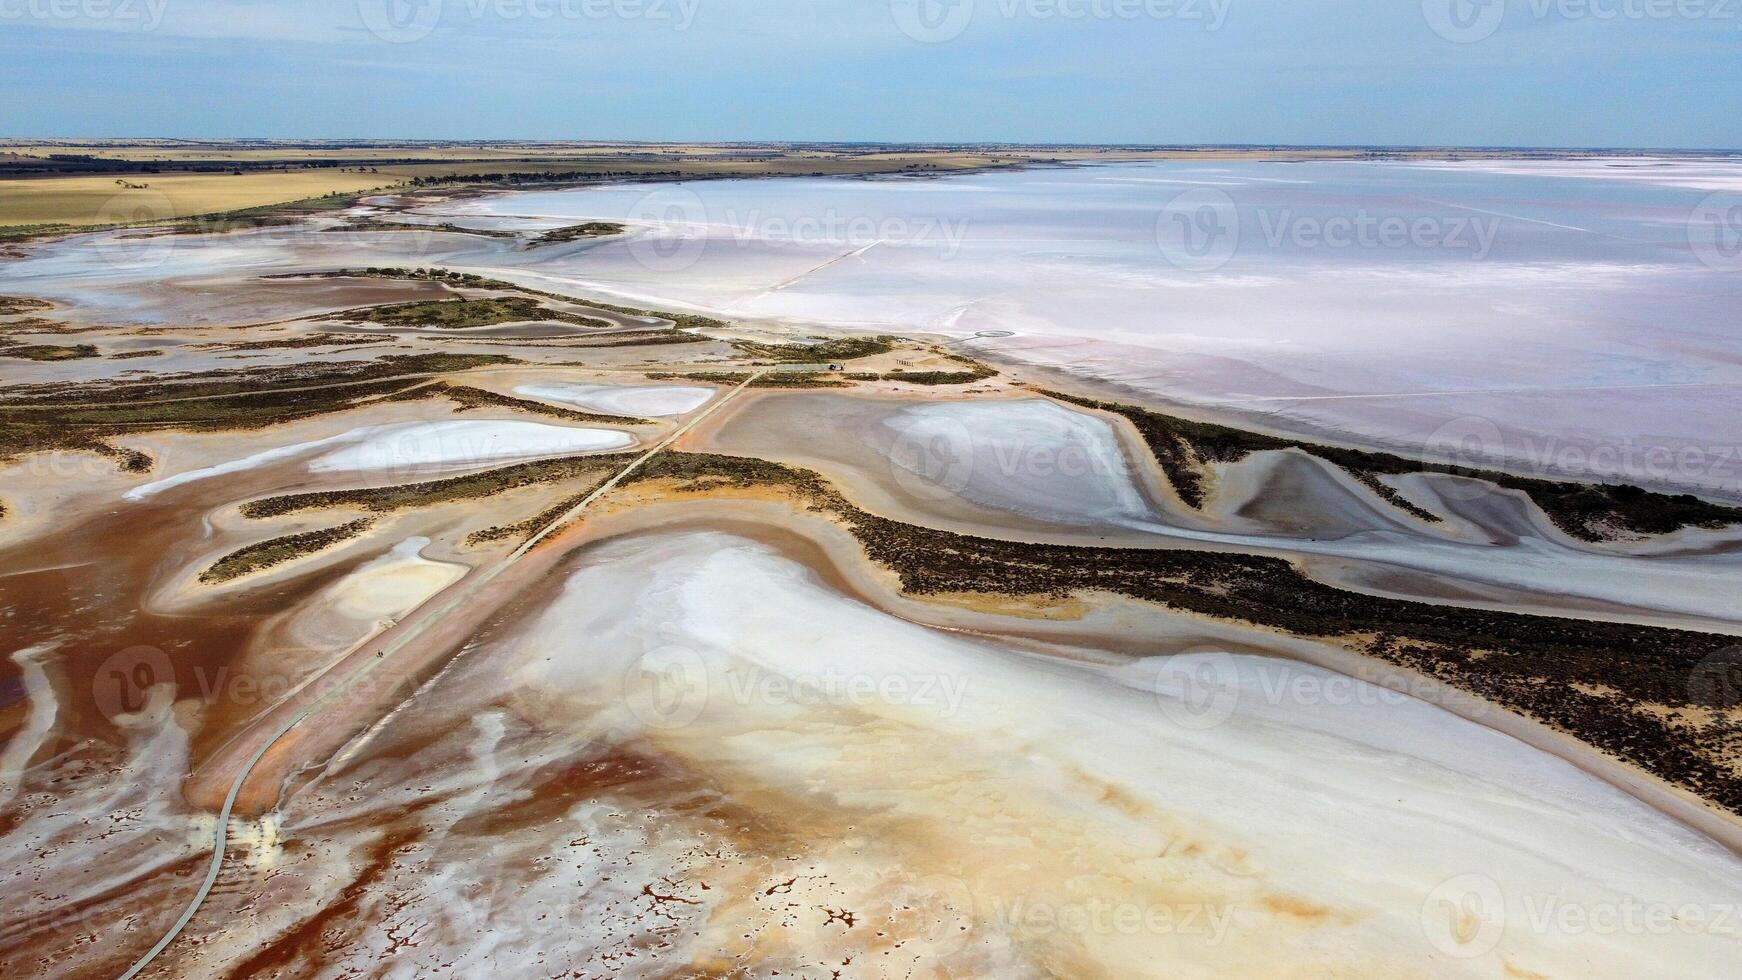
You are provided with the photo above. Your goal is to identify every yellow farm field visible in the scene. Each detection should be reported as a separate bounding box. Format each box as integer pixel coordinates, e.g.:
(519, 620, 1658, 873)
(0, 169, 420, 227)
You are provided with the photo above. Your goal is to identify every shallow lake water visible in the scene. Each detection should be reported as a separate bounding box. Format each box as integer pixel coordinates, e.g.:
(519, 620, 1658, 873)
(8, 159, 1740, 496)
(435, 158, 1742, 496)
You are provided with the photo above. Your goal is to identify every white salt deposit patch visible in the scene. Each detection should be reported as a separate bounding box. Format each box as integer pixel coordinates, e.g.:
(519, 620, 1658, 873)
(218, 709, 730, 980)
(501, 529, 1742, 977)
(882, 399, 1151, 527)
(1399, 156, 1742, 192)
(126, 421, 633, 500)
(274, 538, 468, 682)
(0, 681, 200, 934)
(308, 420, 631, 474)
(0, 645, 59, 812)
(331, 537, 465, 622)
(514, 382, 713, 418)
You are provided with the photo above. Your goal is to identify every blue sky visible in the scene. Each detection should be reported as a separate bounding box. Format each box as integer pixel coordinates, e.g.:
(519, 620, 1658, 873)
(1, 0, 1738, 146)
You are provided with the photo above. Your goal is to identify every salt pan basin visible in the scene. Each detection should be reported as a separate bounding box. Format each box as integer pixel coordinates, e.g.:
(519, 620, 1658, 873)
(882, 398, 1152, 526)
(284, 537, 467, 651)
(125, 420, 633, 500)
(867, 399, 1742, 623)
(514, 382, 713, 418)
(434, 159, 1742, 495)
(329, 537, 465, 622)
(502, 530, 1742, 977)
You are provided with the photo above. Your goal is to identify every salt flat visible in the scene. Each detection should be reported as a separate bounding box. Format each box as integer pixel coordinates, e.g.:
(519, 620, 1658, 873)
(433, 159, 1742, 496)
(6, 154, 1742, 979)
(709, 392, 1742, 625)
(514, 381, 714, 418)
(125, 420, 633, 500)
(15, 159, 1741, 500)
(467, 528, 1741, 976)
(882, 399, 1152, 527)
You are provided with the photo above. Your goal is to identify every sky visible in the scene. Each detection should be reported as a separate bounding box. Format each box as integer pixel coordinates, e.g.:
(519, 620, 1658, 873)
(1, 0, 1738, 147)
